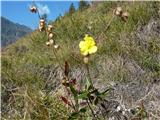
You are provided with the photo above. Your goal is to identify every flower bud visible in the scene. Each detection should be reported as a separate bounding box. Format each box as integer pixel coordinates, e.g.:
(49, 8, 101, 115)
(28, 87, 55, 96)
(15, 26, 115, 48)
(48, 33, 54, 39)
(83, 56, 89, 64)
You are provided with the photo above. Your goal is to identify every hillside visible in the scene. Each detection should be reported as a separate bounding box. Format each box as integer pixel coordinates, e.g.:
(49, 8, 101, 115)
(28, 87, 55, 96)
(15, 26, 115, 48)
(1, 17, 32, 47)
(1, 1, 160, 120)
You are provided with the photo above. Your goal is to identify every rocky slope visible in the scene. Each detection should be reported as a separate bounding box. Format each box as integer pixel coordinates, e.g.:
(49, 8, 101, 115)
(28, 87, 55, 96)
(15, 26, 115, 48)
(1, 17, 32, 47)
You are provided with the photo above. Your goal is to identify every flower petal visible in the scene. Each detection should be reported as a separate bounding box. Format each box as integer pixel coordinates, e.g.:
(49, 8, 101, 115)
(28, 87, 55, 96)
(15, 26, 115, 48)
(84, 34, 89, 41)
(81, 50, 89, 56)
(79, 41, 85, 48)
(89, 46, 97, 54)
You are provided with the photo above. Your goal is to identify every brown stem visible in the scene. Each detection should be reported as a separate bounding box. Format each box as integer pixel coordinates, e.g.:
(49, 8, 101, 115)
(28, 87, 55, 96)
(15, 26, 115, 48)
(33, 1, 41, 19)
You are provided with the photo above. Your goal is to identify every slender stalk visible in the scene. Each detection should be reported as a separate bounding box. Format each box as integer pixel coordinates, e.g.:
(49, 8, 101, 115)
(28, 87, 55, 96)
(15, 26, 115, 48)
(69, 85, 79, 112)
(33, 1, 41, 19)
(52, 47, 64, 71)
(96, 14, 115, 40)
(86, 99, 96, 118)
(85, 63, 94, 89)
(70, 98, 77, 111)
(104, 14, 115, 33)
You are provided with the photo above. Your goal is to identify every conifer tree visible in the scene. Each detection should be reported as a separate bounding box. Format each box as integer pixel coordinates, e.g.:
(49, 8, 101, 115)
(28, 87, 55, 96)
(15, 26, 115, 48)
(69, 3, 76, 15)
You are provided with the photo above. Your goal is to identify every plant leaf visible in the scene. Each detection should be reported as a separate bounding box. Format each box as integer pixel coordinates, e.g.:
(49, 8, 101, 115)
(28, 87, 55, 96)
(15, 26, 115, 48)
(69, 85, 78, 98)
(60, 96, 72, 107)
(80, 107, 87, 113)
(68, 112, 79, 120)
(78, 91, 88, 100)
(86, 78, 92, 91)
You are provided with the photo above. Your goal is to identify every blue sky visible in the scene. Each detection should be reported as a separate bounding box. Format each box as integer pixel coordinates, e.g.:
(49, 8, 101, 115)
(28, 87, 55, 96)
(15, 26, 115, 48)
(1, 1, 79, 30)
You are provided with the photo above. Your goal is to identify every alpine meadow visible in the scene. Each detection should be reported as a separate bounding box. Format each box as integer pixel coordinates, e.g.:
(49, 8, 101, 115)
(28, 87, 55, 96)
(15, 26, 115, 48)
(1, 1, 160, 120)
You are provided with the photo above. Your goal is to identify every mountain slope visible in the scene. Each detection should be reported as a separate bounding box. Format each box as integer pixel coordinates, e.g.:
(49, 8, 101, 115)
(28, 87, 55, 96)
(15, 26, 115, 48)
(1, 2, 160, 120)
(1, 17, 32, 47)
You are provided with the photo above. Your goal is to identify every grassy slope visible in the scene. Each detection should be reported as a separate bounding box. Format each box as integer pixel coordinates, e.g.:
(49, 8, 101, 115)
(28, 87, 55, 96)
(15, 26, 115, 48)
(2, 2, 160, 119)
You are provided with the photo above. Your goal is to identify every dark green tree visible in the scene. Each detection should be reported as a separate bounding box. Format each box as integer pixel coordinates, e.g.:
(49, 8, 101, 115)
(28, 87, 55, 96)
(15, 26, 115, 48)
(69, 3, 76, 15)
(78, 0, 90, 11)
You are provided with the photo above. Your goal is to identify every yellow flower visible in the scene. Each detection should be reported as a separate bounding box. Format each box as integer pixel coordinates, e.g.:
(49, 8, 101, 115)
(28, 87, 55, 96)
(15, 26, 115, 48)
(79, 34, 97, 56)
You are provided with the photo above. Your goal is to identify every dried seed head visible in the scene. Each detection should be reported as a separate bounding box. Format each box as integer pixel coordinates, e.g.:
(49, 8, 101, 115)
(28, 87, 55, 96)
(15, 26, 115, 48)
(40, 19, 45, 27)
(46, 41, 50, 46)
(39, 25, 45, 32)
(83, 56, 89, 64)
(47, 25, 53, 32)
(54, 44, 59, 49)
(114, 7, 122, 16)
(30, 6, 37, 13)
(121, 12, 129, 22)
(49, 39, 54, 45)
(48, 33, 54, 39)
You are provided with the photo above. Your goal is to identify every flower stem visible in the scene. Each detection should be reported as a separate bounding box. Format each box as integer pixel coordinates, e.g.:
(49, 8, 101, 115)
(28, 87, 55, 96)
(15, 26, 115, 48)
(52, 47, 64, 71)
(85, 63, 94, 89)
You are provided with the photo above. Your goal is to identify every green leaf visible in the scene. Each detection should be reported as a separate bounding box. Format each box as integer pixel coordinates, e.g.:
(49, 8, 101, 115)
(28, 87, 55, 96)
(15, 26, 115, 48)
(80, 107, 87, 113)
(69, 85, 78, 97)
(68, 112, 79, 120)
(78, 91, 88, 100)
(99, 88, 113, 98)
(100, 88, 113, 95)
(86, 78, 92, 91)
